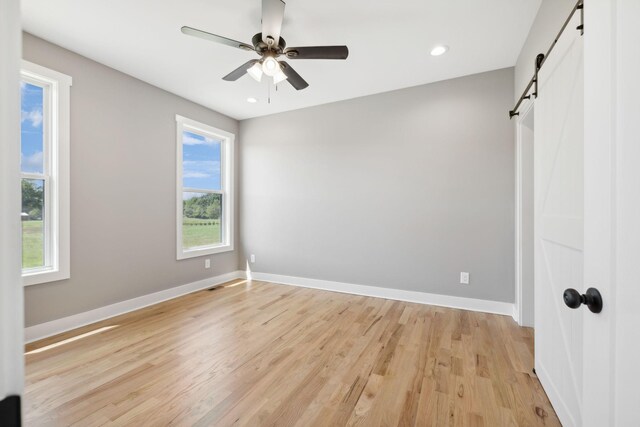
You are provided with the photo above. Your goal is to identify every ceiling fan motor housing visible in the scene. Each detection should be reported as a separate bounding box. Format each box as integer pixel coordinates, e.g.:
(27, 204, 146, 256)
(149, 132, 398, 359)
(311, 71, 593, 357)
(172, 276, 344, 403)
(252, 32, 286, 55)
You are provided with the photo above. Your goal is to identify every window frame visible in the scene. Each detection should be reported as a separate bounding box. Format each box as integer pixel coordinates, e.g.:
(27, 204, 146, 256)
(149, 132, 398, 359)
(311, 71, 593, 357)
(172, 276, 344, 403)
(20, 60, 72, 286)
(176, 115, 234, 260)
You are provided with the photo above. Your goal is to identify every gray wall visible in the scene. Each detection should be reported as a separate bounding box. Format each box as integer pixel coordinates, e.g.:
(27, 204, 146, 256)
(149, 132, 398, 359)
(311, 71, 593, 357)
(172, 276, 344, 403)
(240, 68, 516, 303)
(514, 0, 577, 101)
(23, 33, 240, 327)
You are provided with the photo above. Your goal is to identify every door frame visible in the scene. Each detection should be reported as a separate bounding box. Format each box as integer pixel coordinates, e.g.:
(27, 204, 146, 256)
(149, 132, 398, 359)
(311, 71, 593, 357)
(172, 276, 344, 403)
(582, 0, 640, 424)
(514, 98, 535, 327)
(0, 0, 25, 420)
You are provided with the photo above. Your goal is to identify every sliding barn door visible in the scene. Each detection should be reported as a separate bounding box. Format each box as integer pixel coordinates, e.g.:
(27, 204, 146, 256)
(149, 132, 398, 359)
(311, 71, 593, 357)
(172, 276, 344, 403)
(533, 14, 584, 427)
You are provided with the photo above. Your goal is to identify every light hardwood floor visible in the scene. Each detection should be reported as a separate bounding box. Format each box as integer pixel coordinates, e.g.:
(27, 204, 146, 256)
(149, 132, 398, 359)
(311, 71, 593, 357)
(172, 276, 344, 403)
(25, 280, 559, 426)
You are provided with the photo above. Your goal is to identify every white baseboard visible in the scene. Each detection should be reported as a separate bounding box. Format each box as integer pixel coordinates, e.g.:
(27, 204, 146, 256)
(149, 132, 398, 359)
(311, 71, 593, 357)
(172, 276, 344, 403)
(26, 270, 517, 344)
(250, 272, 515, 317)
(25, 270, 245, 343)
(511, 305, 520, 324)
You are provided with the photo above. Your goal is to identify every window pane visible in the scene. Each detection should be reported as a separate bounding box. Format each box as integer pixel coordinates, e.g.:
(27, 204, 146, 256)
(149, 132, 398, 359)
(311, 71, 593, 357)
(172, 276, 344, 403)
(182, 192, 222, 249)
(22, 178, 45, 269)
(21, 82, 44, 174)
(182, 131, 222, 191)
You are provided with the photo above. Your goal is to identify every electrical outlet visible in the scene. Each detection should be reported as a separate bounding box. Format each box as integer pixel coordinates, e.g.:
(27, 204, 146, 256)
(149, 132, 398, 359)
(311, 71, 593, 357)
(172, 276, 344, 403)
(250, 254, 256, 263)
(460, 272, 470, 285)
(205, 259, 211, 269)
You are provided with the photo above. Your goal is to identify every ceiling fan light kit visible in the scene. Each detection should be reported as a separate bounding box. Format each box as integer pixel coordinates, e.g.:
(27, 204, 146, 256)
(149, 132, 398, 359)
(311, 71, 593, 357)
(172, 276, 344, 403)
(247, 62, 263, 82)
(273, 69, 288, 84)
(181, 0, 349, 91)
(261, 55, 280, 77)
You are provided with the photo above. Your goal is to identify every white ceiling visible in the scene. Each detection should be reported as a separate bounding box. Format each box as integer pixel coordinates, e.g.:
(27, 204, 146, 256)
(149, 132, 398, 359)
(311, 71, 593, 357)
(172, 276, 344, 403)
(22, 0, 541, 120)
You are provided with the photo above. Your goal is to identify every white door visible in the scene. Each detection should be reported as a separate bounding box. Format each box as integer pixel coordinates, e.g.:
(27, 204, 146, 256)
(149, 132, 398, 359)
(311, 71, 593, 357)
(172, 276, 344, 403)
(533, 2, 640, 422)
(534, 12, 585, 427)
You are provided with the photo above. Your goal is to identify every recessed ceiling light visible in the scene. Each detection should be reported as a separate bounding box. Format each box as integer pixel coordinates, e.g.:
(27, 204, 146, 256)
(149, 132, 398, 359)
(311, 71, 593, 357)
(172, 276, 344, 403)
(247, 97, 258, 103)
(430, 45, 449, 56)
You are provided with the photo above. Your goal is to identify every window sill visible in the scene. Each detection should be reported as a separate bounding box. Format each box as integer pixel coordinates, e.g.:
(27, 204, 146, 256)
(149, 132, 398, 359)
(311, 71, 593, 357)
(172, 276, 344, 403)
(23, 268, 70, 287)
(177, 243, 234, 260)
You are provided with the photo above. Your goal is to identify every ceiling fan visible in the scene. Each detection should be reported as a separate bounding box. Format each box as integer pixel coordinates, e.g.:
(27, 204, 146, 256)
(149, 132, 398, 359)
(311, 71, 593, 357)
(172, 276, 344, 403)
(181, 0, 349, 90)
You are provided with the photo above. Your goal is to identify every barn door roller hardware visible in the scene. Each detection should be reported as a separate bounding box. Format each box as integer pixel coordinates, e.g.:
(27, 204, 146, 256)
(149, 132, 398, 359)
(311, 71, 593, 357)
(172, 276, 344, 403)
(509, 0, 584, 118)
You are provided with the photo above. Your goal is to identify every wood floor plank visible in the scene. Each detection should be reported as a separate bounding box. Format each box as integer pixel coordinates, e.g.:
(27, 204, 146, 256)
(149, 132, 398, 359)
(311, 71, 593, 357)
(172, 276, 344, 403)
(24, 280, 561, 426)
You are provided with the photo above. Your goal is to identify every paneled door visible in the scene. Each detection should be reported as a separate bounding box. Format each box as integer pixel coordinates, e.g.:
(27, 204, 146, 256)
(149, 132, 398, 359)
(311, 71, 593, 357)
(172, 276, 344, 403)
(534, 12, 584, 427)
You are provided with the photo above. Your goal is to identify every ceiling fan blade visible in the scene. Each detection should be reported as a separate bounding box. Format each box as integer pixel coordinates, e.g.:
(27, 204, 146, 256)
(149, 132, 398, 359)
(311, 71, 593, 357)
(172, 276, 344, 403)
(279, 61, 309, 90)
(262, 0, 285, 46)
(284, 46, 349, 60)
(222, 60, 259, 81)
(181, 26, 254, 51)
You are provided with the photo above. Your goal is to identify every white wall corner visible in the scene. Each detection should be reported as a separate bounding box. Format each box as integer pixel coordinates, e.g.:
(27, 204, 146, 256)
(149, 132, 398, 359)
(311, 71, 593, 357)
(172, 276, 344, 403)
(512, 304, 520, 324)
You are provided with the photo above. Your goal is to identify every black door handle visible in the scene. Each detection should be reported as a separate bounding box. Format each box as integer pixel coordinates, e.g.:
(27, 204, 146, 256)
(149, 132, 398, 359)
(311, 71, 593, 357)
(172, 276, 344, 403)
(563, 288, 603, 313)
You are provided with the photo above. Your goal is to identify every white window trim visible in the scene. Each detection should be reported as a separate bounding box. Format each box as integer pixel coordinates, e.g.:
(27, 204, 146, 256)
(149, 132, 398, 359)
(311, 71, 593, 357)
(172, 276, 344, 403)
(176, 115, 234, 260)
(21, 60, 72, 286)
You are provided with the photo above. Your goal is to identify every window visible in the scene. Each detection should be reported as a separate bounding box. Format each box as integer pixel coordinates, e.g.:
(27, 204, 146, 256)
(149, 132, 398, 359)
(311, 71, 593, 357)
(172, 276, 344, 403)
(20, 61, 71, 286)
(176, 115, 234, 259)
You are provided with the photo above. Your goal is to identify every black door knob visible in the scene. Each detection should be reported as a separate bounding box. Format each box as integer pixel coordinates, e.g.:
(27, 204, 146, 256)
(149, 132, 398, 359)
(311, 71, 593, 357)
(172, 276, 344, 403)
(563, 288, 603, 313)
